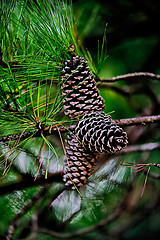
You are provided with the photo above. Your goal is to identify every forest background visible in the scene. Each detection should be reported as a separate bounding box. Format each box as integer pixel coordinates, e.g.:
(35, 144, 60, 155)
(0, 0, 160, 239)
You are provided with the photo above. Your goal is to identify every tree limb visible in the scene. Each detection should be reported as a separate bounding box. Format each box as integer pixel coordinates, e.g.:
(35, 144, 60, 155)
(100, 72, 160, 83)
(0, 115, 160, 143)
(121, 142, 160, 153)
(0, 172, 63, 196)
(114, 115, 160, 126)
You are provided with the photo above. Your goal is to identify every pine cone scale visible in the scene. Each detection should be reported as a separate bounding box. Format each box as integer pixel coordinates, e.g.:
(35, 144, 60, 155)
(75, 111, 128, 154)
(61, 54, 128, 189)
(61, 56, 105, 119)
(63, 131, 98, 189)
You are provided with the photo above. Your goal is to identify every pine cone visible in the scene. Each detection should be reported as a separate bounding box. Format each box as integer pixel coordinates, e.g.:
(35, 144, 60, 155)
(61, 55, 105, 119)
(63, 131, 98, 189)
(75, 111, 128, 154)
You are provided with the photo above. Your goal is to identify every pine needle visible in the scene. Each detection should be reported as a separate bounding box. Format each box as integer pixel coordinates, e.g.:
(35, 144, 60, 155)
(34, 140, 46, 181)
(140, 166, 150, 197)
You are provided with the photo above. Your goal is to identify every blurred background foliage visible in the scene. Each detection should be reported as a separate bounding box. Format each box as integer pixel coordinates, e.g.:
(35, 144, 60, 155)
(0, 0, 160, 239)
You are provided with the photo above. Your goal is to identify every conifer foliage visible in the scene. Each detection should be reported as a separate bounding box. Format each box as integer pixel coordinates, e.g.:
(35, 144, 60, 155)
(0, 0, 128, 190)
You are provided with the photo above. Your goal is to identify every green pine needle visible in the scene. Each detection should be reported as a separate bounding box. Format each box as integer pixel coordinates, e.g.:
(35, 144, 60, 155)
(0, 0, 108, 177)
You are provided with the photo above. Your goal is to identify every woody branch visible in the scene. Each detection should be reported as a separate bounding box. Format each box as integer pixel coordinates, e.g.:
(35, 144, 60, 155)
(100, 72, 160, 83)
(0, 115, 160, 143)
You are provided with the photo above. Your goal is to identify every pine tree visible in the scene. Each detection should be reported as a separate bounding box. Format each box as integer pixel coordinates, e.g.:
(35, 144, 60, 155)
(0, 0, 128, 190)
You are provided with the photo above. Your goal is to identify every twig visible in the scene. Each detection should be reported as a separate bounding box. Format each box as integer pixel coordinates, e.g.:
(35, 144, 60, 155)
(0, 125, 75, 143)
(121, 142, 160, 153)
(143, 168, 160, 180)
(114, 115, 160, 126)
(0, 171, 63, 196)
(1, 115, 160, 143)
(36, 205, 123, 239)
(100, 72, 160, 83)
(35, 179, 160, 240)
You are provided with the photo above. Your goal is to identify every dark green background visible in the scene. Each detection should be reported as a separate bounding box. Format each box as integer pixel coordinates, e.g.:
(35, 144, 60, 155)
(0, 0, 160, 239)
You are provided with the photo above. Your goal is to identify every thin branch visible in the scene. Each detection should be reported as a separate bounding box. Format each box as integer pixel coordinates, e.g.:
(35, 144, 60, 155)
(0, 125, 75, 143)
(94, 142, 160, 176)
(121, 142, 160, 153)
(36, 177, 160, 239)
(100, 72, 160, 83)
(1, 115, 160, 143)
(114, 115, 160, 126)
(0, 171, 63, 196)
(143, 168, 160, 180)
(36, 205, 123, 239)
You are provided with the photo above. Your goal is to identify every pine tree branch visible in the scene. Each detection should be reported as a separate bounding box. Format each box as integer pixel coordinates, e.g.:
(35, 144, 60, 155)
(121, 142, 160, 153)
(0, 125, 75, 142)
(36, 203, 123, 239)
(143, 169, 160, 180)
(100, 72, 160, 83)
(0, 172, 63, 196)
(114, 115, 160, 126)
(0, 115, 160, 143)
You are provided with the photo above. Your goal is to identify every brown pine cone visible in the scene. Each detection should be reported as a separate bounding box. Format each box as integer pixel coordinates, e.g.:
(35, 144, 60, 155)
(61, 55, 105, 119)
(63, 131, 99, 189)
(75, 111, 128, 154)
